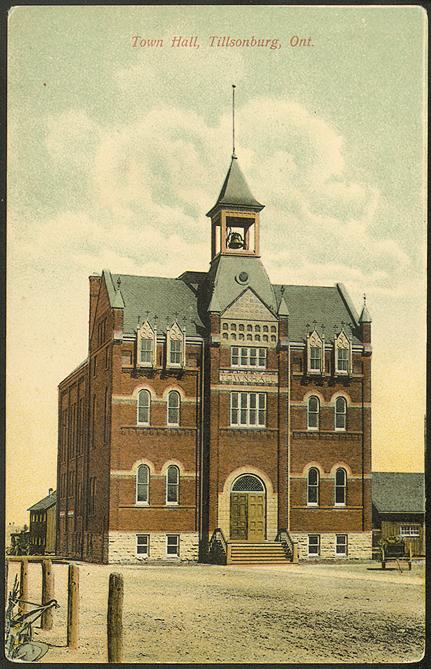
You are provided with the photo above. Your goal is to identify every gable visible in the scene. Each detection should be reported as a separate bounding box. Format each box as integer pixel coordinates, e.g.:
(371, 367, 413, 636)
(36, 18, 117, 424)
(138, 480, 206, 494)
(222, 288, 277, 321)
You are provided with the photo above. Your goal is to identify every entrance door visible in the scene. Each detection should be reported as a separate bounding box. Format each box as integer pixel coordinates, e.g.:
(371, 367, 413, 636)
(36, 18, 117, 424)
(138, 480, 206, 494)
(230, 475, 266, 542)
(248, 493, 265, 541)
(230, 493, 248, 540)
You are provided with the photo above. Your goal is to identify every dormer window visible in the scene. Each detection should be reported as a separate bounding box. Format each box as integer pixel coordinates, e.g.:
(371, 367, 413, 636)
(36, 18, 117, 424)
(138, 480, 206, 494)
(307, 330, 324, 375)
(170, 340, 182, 366)
(137, 321, 157, 368)
(334, 330, 352, 376)
(166, 322, 185, 369)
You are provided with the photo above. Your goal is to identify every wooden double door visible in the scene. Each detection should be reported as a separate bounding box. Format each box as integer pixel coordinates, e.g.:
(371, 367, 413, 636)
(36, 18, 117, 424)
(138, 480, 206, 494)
(230, 492, 265, 541)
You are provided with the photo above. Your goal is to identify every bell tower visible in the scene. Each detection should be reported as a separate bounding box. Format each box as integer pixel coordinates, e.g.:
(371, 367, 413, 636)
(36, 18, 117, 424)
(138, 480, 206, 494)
(206, 85, 265, 260)
(206, 156, 264, 259)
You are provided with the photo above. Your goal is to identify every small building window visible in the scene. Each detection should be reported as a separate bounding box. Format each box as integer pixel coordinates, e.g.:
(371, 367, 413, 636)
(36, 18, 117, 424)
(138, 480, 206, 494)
(400, 525, 420, 537)
(231, 346, 267, 368)
(335, 468, 347, 506)
(121, 350, 133, 367)
(310, 346, 321, 371)
(137, 390, 151, 425)
(136, 534, 149, 556)
(140, 338, 153, 365)
(170, 339, 182, 366)
(167, 391, 180, 426)
(166, 534, 180, 557)
(337, 348, 349, 373)
(307, 468, 319, 505)
(308, 534, 320, 556)
(136, 465, 149, 504)
(335, 534, 348, 556)
(307, 396, 320, 430)
(335, 397, 347, 431)
(230, 392, 266, 427)
(166, 465, 179, 504)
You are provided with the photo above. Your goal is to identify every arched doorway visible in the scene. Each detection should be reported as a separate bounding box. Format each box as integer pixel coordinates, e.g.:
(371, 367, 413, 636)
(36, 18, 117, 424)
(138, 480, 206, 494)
(230, 474, 266, 541)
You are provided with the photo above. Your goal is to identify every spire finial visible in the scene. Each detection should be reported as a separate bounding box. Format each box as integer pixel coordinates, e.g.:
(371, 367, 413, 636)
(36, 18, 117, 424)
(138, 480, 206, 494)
(363, 293, 367, 305)
(232, 84, 237, 159)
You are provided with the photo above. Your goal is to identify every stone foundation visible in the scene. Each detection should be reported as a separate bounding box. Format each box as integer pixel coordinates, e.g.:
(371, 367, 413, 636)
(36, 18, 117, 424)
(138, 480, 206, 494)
(290, 531, 372, 560)
(108, 531, 199, 563)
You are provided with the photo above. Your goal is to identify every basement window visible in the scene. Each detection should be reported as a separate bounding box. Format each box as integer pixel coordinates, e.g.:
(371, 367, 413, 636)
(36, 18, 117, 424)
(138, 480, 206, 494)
(136, 534, 149, 556)
(335, 534, 348, 556)
(166, 534, 180, 557)
(308, 534, 320, 557)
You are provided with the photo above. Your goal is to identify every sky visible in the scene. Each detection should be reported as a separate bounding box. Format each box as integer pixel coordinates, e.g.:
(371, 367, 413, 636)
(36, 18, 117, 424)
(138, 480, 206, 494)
(7, 5, 427, 525)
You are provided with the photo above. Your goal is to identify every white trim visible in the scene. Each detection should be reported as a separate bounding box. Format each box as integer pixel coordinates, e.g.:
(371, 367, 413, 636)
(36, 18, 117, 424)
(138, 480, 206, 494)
(136, 533, 150, 557)
(166, 534, 180, 557)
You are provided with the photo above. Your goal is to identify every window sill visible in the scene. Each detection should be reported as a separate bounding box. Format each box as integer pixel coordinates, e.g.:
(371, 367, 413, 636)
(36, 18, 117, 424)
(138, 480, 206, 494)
(135, 502, 149, 507)
(307, 503, 319, 507)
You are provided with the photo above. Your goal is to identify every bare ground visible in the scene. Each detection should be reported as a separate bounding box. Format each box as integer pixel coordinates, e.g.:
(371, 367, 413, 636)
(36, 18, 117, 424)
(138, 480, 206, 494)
(6, 560, 425, 664)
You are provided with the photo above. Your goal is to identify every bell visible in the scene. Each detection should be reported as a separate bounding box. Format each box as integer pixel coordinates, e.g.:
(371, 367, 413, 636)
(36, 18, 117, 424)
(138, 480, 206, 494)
(227, 231, 244, 249)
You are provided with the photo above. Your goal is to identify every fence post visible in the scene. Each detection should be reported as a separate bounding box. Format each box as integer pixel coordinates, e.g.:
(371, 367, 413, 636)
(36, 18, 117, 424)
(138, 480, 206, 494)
(41, 559, 55, 630)
(67, 564, 79, 649)
(19, 559, 29, 615)
(107, 572, 124, 663)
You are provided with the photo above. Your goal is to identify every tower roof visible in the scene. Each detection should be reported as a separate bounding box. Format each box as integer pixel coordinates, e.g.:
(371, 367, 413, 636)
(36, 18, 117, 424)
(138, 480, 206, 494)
(206, 156, 264, 217)
(359, 295, 372, 323)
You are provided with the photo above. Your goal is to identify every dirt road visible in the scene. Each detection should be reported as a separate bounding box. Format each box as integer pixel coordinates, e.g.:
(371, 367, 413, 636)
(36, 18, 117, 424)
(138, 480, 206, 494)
(6, 560, 425, 664)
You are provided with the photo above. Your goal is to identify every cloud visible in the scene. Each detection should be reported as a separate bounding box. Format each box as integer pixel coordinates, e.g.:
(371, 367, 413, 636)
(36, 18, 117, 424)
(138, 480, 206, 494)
(12, 94, 422, 311)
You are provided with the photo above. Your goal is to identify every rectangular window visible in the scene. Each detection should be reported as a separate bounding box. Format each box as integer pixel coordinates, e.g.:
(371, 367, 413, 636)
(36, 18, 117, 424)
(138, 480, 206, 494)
(91, 395, 96, 448)
(92, 356, 97, 377)
(400, 525, 420, 537)
(335, 534, 348, 556)
(231, 346, 267, 369)
(170, 339, 182, 366)
(140, 338, 153, 365)
(166, 534, 180, 557)
(308, 534, 320, 556)
(104, 388, 109, 443)
(337, 348, 349, 372)
(230, 392, 266, 427)
(136, 534, 149, 556)
(310, 346, 321, 371)
(122, 350, 133, 367)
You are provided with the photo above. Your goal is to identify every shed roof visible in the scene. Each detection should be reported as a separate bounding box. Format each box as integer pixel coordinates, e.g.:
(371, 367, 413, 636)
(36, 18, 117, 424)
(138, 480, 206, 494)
(28, 491, 57, 512)
(372, 472, 425, 514)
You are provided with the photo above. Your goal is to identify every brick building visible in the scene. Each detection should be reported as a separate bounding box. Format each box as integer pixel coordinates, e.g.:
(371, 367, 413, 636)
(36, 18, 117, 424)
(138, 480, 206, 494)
(56, 152, 372, 563)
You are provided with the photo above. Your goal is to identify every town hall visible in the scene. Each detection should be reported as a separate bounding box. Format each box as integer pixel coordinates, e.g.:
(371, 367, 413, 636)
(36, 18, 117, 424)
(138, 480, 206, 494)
(56, 136, 373, 564)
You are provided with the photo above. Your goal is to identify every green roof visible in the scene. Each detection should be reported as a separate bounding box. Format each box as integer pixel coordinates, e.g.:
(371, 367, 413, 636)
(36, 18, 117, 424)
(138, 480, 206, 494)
(28, 491, 57, 512)
(207, 255, 277, 315)
(105, 266, 362, 343)
(273, 283, 361, 344)
(372, 473, 425, 514)
(207, 157, 264, 216)
(110, 272, 205, 336)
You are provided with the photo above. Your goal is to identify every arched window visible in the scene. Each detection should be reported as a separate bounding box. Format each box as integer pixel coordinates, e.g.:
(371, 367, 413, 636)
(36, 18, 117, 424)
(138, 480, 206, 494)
(137, 390, 150, 425)
(335, 397, 347, 431)
(232, 474, 265, 492)
(167, 391, 180, 426)
(335, 468, 347, 505)
(136, 465, 149, 504)
(166, 465, 179, 504)
(307, 396, 320, 430)
(307, 468, 319, 505)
